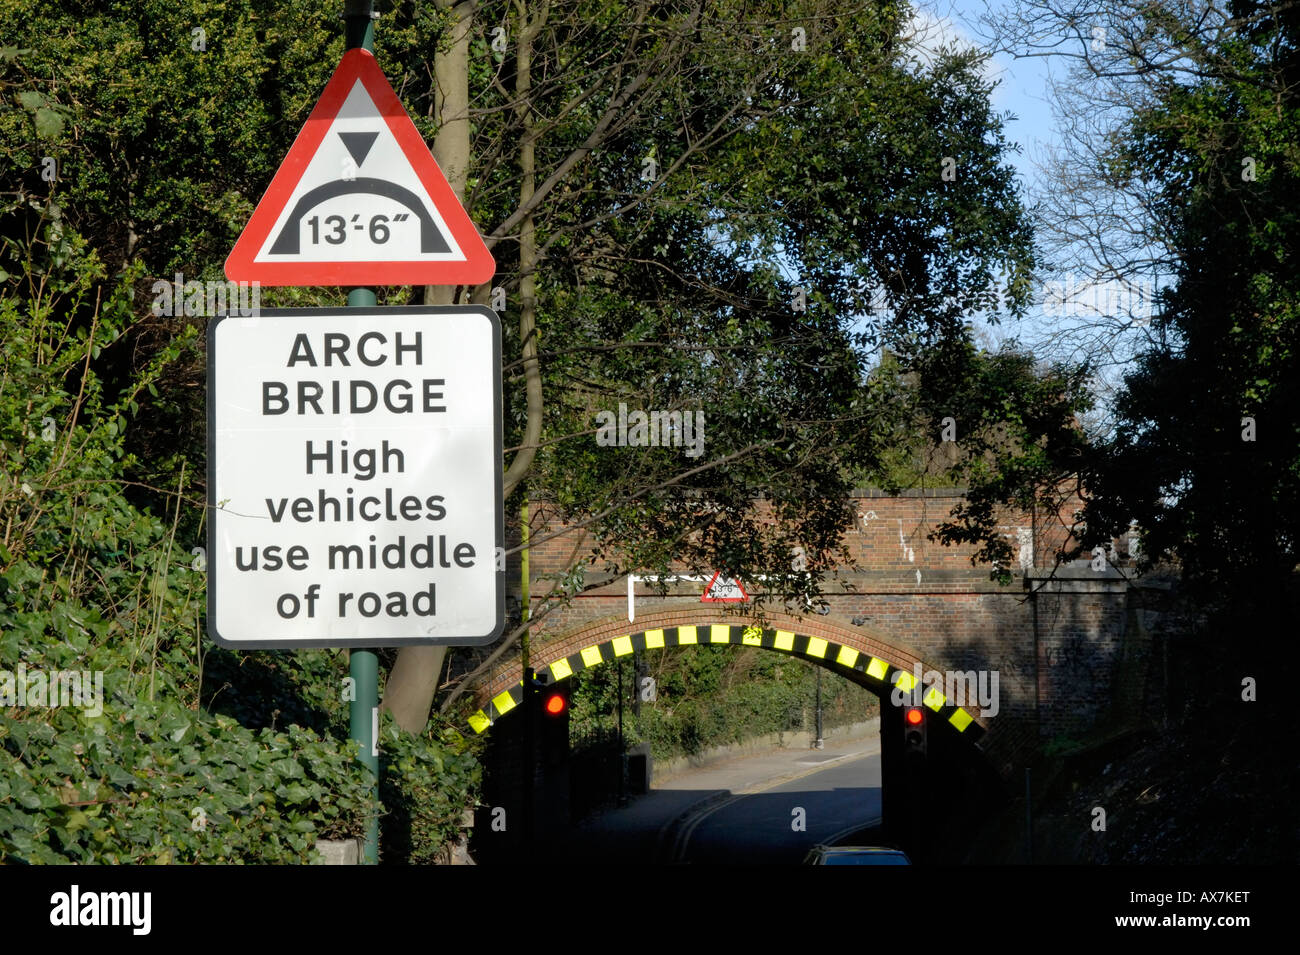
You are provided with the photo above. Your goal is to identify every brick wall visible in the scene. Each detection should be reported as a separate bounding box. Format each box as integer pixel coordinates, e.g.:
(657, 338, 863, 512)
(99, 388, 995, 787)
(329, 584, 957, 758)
(490, 490, 1150, 777)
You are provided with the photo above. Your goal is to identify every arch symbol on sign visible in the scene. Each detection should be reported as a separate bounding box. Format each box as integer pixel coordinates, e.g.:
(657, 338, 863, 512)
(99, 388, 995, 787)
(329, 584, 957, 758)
(268, 178, 447, 255)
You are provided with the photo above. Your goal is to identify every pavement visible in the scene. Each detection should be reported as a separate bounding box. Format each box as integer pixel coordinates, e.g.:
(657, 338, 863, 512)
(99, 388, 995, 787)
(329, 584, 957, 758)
(651, 720, 880, 793)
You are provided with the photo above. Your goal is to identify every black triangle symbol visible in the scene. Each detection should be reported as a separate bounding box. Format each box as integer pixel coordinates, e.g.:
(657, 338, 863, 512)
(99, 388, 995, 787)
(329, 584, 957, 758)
(339, 131, 379, 168)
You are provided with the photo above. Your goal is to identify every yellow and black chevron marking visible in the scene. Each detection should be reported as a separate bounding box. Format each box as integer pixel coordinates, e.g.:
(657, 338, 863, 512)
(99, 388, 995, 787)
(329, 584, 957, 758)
(466, 624, 985, 741)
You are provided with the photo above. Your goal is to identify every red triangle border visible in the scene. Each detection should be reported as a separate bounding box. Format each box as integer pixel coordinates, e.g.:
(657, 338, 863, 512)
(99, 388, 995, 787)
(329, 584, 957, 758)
(225, 49, 495, 287)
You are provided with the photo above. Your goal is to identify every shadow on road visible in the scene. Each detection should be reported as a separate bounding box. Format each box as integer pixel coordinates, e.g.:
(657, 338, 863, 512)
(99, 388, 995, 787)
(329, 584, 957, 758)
(554, 781, 883, 865)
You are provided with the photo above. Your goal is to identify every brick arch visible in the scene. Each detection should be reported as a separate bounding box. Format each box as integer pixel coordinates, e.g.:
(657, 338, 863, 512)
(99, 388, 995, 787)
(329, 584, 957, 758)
(466, 607, 996, 754)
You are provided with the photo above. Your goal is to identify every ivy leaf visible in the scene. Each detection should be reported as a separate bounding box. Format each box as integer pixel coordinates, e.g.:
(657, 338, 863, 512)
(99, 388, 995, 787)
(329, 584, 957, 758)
(158, 712, 190, 743)
(34, 107, 64, 139)
(279, 783, 312, 804)
(106, 764, 137, 788)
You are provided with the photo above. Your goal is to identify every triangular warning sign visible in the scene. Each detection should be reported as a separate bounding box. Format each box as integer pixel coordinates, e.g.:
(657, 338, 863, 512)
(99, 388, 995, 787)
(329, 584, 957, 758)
(702, 571, 749, 603)
(226, 49, 495, 287)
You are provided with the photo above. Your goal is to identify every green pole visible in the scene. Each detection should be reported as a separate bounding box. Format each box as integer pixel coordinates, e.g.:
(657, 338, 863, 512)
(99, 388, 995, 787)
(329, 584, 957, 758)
(345, 0, 379, 866)
(344, 0, 376, 52)
(347, 290, 379, 866)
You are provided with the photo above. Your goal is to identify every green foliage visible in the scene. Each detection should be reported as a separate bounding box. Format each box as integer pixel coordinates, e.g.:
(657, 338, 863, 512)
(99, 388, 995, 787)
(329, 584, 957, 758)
(915, 338, 1096, 580)
(570, 646, 876, 761)
(0, 236, 476, 862)
(0, 704, 375, 864)
(918, 0, 1300, 616)
(0, 0, 341, 274)
(378, 712, 481, 864)
(461, 0, 1040, 607)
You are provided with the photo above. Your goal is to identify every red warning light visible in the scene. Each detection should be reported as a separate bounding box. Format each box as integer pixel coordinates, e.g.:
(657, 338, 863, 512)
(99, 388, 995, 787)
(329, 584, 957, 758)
(545, 693, 566, 716)
(905, 707, 924, 725)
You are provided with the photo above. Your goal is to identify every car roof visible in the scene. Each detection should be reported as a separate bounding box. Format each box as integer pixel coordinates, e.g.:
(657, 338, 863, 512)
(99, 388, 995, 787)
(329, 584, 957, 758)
(815, 845, 904, 853)
(806, 845, 912, 864)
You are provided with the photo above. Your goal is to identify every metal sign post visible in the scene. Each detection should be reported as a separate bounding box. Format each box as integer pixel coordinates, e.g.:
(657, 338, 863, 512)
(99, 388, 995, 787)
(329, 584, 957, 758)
(214, 3, 498, 867)
(346, 0, 380, 871)
(347, 286, 381, 865)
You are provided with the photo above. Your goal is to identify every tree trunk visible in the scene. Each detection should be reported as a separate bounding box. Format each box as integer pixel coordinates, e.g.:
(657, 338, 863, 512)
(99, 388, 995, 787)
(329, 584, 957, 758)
(424, 0, 474, 309)
(503, 0, 547, 499)
(384, 0, 550, 731)
(383, 0, 475, 732)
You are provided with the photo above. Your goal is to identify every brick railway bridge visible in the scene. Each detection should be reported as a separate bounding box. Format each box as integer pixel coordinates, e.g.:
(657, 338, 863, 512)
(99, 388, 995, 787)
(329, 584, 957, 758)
(466, 489, 1179, 858)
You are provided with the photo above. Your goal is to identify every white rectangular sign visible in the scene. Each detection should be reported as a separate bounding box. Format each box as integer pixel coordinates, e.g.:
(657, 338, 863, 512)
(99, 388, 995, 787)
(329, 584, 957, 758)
(207, 306, 504, 647)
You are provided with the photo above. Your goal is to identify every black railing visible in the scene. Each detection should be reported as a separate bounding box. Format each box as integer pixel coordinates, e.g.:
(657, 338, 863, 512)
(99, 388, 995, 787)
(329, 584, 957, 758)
(569, 724, 624, 821)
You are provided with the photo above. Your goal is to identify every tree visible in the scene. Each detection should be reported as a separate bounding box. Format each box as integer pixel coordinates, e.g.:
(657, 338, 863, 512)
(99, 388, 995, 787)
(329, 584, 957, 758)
(976, 0, 1300, 633)
(385, 0, 1041, 722)
(911, 337, 1097, 579)
(1087, 1, 1300, 605)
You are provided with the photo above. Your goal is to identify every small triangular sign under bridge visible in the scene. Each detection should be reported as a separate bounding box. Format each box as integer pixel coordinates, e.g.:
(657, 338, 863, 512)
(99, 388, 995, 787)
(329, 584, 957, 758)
(226, 48, 494, 287)
(702, 571, 749, 603)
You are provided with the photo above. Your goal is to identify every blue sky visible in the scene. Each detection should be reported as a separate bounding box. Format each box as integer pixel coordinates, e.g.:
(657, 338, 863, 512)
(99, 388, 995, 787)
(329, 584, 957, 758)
(904, 0, 1161, 422)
